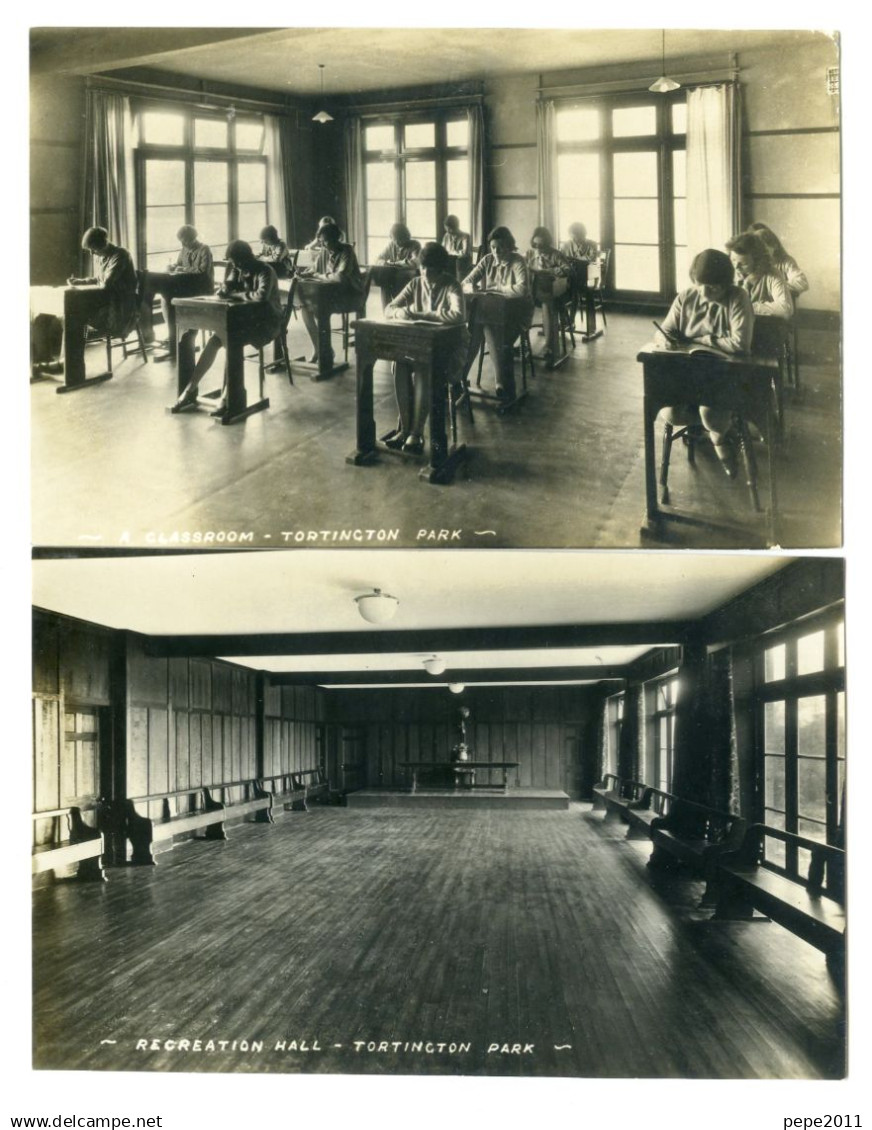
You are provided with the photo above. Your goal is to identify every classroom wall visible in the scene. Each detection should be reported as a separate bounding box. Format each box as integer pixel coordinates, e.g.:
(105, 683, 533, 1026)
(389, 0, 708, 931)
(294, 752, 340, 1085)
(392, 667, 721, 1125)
(263, 679, 324, 779)
(324, 683, 609, 799)
(30, 74, 87, 285)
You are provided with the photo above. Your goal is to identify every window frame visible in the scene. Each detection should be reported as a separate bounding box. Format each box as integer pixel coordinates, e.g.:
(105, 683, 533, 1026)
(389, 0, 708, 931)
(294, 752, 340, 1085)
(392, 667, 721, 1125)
(644, 671, 679, 792)
(133, 101, 268, 270)
(361, 110, 470, 262)
(753, 608, 846, 877)
(553, 90, 686, 302)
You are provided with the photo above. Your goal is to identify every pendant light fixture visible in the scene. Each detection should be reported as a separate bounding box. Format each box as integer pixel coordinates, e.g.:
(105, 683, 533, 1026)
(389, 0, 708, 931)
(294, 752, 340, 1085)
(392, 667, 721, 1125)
(312, 64, 334, 124)
(649, 30, 681, 93)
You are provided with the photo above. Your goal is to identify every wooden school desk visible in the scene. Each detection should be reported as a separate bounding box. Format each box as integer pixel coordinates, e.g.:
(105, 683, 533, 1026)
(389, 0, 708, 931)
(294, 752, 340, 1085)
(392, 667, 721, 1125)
(364, 263, 418, 309)
(462, 291, 534, 412)
(567, 260, 602, 342)
(140, 271, 214, 360)
(530, 268, 572, 369)
(170, 296, 270, 424)
(348, 319, 468, 484)
(30, 284, 113, 392)
(637, 344, 781, 545)
(292, 278, 363, 382)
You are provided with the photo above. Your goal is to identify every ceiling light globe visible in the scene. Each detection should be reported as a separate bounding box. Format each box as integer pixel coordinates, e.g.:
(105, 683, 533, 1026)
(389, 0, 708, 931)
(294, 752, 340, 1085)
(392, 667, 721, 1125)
(448, 682, 465, 695)
(354, 588, 399, 625)
(423, 657, 446, 676)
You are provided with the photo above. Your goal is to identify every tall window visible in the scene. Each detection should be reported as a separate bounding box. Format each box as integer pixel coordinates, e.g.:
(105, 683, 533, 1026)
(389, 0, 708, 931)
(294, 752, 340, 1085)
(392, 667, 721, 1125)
(135, 105, 267, 269)
(646, 674, 679, 791)
(555, 94, 686, 299)
(604, 693, 624, 777)
(757, 613, 845, 874)
(362, 114, 469, 264)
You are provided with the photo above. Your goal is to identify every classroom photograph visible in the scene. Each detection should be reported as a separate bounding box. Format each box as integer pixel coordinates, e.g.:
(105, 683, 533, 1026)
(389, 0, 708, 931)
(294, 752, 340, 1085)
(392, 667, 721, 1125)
(29, 27, 842, 551)
(30, 548, 846, 1080)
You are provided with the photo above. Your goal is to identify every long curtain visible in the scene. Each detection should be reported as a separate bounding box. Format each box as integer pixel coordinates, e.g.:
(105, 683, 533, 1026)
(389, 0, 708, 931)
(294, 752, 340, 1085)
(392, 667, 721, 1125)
(536, 100, 558, 233)
(467, 103, 486, 249)
(81, 89, 135, 269)
(671, 641, 740, 810)
(685, 82, 742, 256)
(264, 114, 296, 245)
(343, 117, 366, 251)
(617, 684, 642, 783)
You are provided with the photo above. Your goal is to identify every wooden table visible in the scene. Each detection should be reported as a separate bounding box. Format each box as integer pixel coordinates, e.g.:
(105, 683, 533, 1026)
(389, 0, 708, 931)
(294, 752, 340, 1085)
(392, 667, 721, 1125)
(530, 268, 572, 369)
(364, 263, 418, 308)
(140, 271, 213, 360)
(568, 261, 602, 342)
(292, 278, 363, 381)
(171, 296, 270, 424)
(347, 319, 468, 484)
(399, 761, 520, 794)
(30, 284, 113, 393)
(462, 292, 534, 413)
(637, 345, 781, 545)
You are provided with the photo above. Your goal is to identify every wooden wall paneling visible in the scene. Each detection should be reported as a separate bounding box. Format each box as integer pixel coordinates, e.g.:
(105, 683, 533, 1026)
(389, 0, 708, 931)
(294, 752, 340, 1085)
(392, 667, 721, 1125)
(60, 623, 111, 705)
(33, 696, 60, 814)
(175, 710, 190, 790)
(517, 722, 533, 787)
(189, 712, 202, 787)
(127, 646, 168, 707)
(170, 658, 189, 710)
(213, 666, 232, 713)
(147, 708, 170, 798)
(60, 709, 77, 804)
(264, 682, 281, 718)
(33, 614, 60, 695)
(190, 660, 212, 711)
(545, 723, 562, 790)
(202, 713, 214, 786)
(127, 707, 150, 799)
(210, 715, 223, 787)
(503, 724, 521, 786)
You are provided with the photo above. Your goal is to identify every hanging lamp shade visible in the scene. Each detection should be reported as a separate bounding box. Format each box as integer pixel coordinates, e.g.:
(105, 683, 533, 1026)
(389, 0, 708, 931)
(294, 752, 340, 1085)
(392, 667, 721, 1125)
(312, 64, 334, 123)
(649, 30, 681, 93)
(354, 588, 399, 624)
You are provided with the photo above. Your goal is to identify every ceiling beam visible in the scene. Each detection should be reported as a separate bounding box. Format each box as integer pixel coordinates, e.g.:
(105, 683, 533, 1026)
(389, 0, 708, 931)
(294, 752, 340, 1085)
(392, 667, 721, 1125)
(267, 665, 629, 686)
(142, 621, 693, 658)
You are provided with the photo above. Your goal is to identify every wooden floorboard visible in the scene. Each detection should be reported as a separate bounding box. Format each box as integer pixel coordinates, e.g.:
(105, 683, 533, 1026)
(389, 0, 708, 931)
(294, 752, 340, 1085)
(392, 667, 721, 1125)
(30, 310, 841, 549)
(32, 804, 845, 1078)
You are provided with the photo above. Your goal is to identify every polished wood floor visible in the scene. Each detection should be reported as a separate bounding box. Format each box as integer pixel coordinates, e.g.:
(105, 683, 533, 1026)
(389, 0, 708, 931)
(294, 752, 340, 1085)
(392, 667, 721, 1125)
(30, 310, 841, 549)
(33, 803, 845, 1077)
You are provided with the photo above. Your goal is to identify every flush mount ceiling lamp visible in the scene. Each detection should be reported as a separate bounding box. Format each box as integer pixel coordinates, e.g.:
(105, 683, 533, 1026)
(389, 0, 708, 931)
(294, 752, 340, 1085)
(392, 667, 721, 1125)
(448, 682, 465, 695)
(354, 588, 399, 625)
(312, 65, 334, 124)
(649, 30, 681, 93)
(423, 656, 447, 676)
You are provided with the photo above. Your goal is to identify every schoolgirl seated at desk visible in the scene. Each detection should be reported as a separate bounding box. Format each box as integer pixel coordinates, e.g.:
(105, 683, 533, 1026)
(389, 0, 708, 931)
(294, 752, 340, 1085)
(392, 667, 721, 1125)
(461, 225, 530, 401)
(726, 232, 794, 320)
(383, 242, 469, 456)
(305, 215, 345, 250)
(377, 223, 422, 265)
(172, 240, 283, 412)
(257, 225, 294, 278)
(526, 226, 570, 366)
(655, 248, 754, 477)
(295, 222, 364, 364)
(442, 215, 472, 272)
(560, 222, 599, 262)
(747, 222, 809, 300)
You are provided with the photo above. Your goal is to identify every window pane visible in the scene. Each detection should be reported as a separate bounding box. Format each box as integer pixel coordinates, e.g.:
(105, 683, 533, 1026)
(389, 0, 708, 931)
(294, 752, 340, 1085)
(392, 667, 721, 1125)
(556, 106, 600, 142)
(558, 200, 601, 245)
(367, 200, 398, 243)
(797, 630, 825, 675)
(405, 200, 435, 244)
(798, 818, 827, 845)
(146, 159, 185, 206)
(764, 755, 785, 811)
(366, 162, 396, 200)
(405, 161, 435, 198)
(612, 105, 657, 137)
(798, 759, 827, 823)
(558, 152, 600, 200)
(837, 691, 845, 760)
(365, 124, 395, 151)
(613, 152, 658, 197)
(614, 199, 659, 244)
(765, 644, 786, 682)
(146, 207, 186, 258)
(446, 159, 468, 200)
(765, 700, 785, 752)
(193, 203, 229, 251)
(672, 103, 687, 134)
(672, 150, 686, 198)
(673, 199, 687, 248)
(195, 161, 228, 204)
(763, 827, 786, 867)
(238, 162, 266, 203)
(446, 119, 469, 147)
(238, 202, 267, 241)
(613, 245, 659, 291)
(447, 199, 470, 234)
(674, 246, 690, 288)
(142, 110, 185, 146)
(404, 122, 435, 149)
(235, 119, 264, 151)
(195, 117, 228, 149)
(797, 695, 826, 757)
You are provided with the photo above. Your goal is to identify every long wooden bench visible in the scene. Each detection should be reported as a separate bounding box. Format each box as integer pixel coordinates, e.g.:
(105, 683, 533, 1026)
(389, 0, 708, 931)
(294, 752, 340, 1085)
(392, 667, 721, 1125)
(712, 824, 846, 983)
(647, 797, 747, 904)
(623, 786, 676, 839)
(592, 774, 648, 821)
(125, 779, 272, 865)
(259, 771, 308, 814)
(291, 768, 330, 810)
(32, 802, 106, 883)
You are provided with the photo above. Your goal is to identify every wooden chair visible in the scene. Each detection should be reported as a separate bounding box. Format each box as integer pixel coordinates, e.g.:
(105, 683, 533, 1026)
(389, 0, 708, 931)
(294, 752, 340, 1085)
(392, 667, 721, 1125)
(103, 320, 149, 374)
(591, 249, 610, 328)
(448, 376, 475, 446)
(751, 315, 790, 443)
(255, 283, 295, 387)
(659, 410, 763, 513)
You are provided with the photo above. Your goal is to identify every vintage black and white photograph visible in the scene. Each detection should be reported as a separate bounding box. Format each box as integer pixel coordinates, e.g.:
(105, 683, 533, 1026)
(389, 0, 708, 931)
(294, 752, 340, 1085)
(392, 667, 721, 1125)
(29, 26, 841, 551)
(30, 549, 846, 1080)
